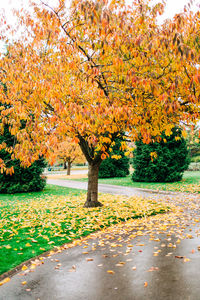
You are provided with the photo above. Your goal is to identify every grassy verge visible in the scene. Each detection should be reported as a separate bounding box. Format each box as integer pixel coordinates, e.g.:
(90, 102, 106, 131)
(69, 171, 200, 193)
(0, 184, 169, 275)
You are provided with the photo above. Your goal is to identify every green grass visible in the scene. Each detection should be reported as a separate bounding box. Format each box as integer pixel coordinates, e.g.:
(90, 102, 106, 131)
(0, 185, 84, 275)
(73, 171, 200, 193)
(0, 184, 168, 275)
(0, 184, 84, 203)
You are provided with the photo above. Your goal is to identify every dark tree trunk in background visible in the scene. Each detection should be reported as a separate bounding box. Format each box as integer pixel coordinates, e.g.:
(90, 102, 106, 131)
(64, 160, 67, 170)
(84, 162, 103, 207)
(67, 161, 71, 175)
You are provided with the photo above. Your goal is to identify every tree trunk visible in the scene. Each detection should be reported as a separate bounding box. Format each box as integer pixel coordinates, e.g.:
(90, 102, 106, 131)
(84, 162, 103, 207)
(64, 160, 67, 170)
(67, 161, 71, 175)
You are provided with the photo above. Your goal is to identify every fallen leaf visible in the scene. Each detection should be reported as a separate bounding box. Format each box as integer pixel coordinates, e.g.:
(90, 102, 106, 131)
(31, 239, 38, 243)
(0, 277, 10, 286)
(69, 265, 76, 272)
(30, 264, 36, 270)
(144, 282, 148, 287)
(107, 270, 115, 274)
(21, 265, 28, 271)
(147, 267, 159, 272)
(175, 255, 184, 259)
(21, 281, 27, 285)
(183, 258, 190, 263)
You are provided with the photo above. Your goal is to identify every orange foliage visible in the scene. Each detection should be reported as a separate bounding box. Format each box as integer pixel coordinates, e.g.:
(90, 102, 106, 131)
(0, 0, 199, 170)
(50, 137, 86, 169)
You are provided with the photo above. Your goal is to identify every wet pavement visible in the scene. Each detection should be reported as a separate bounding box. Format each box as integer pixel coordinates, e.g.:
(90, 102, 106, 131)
(46, 179, 173, 198)
(0, 180, 200, 300)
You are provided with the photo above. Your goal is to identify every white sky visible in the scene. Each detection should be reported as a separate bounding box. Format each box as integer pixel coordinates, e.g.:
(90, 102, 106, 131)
(0, 0, 198, 17)
(0, 0, 199, 51)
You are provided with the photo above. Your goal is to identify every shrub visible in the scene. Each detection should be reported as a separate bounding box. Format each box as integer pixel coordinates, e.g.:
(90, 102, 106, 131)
(132, 127, 190, 182)
(0, 125, 47, 193)
(99, 139, 129, 178)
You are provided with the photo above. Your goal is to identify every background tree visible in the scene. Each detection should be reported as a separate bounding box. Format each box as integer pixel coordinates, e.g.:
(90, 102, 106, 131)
(186, 126, 200, 161)
(99, 139, 130, 178)
(51, 138, 86, 175)
(132, 127, 190, 182)
(0, 124, 46, 193)
(0, 0, 199, 206)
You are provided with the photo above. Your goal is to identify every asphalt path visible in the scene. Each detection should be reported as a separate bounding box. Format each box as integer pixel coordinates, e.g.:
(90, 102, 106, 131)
(46, 178, 174, 198)
(0, 180, 200, 300)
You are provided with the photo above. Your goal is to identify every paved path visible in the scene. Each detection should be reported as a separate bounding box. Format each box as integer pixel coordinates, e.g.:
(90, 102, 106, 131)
(44, 169, 88, 176)
(47, 178, 173, 198)
(1, 180, 200, 300)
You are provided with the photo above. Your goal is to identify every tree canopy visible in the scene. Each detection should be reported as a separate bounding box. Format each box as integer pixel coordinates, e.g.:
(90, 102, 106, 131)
(0, 0, 199, 206)
(50, 137, 86, 175)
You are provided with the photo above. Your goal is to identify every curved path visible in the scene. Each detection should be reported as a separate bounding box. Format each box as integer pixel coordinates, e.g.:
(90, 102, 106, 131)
(47, 178, 174, 198)
(1, 180, 200, 300)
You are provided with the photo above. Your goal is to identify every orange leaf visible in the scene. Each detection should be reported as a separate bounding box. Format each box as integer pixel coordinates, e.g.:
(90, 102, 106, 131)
(107, 270, 115, 274)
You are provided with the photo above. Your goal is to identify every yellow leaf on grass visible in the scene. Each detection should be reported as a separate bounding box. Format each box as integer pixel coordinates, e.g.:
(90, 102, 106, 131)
(31, 239, 38, 243)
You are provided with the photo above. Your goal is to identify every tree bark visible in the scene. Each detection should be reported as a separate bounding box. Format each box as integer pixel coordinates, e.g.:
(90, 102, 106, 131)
(67, 161, 71, 175)
(84, 162, 103, 207)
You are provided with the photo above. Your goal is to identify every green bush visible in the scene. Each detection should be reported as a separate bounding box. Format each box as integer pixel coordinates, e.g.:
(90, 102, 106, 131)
(132, 127, 190, 182)
(0, 125, 47, 194)
(99, 139, 129, 178)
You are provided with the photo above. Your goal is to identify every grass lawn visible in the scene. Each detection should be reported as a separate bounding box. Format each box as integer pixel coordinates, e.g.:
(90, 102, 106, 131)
(70, 171, 200, 193)
(0, 184, 169, 275)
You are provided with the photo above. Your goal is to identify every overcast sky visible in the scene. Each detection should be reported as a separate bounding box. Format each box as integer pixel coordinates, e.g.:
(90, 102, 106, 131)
(0, 0, 199, 51)
(1, 0, 198, 21)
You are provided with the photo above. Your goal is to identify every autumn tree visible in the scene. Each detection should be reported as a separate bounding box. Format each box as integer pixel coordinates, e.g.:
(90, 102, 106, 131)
(0, 0, 199, 207)
(51, 138, 86, 175)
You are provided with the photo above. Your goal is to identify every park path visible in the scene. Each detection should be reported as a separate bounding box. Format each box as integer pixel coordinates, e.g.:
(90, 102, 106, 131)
(0, 179, 200, 300)
(46, 178, 174, 198)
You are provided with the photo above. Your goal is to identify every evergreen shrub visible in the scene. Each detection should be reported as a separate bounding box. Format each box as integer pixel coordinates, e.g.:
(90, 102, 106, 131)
(132, 127, 190, 182)
(0, 125, 46, 193)
(99, 139, 129, 178)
